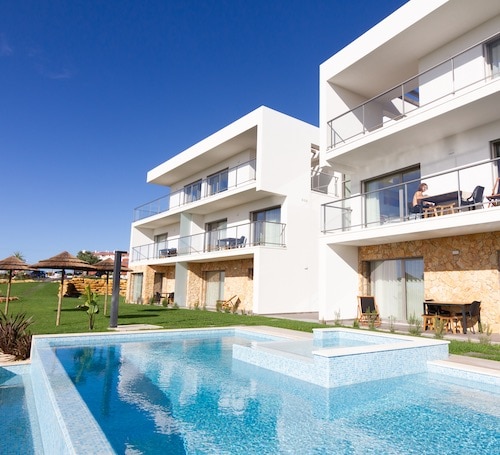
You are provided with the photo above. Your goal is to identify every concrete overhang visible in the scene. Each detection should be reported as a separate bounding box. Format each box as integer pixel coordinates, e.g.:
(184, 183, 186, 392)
(322, 208, 500, 247)
(320, 0, 500, 99)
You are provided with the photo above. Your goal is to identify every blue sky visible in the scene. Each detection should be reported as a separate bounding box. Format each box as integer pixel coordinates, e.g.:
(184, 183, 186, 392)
(0, 0, 407, 263)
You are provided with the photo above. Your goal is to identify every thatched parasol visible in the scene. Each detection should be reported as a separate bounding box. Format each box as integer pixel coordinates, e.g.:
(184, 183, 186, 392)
(30, 251, 96, 326)
(0, 255, 31, 314)
(93, 258, 130, 315)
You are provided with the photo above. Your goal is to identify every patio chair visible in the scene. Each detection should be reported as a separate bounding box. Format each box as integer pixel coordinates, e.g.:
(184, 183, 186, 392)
(486, 178, 500, 207)
(454, 300, 481, 334)
(236, 236, 246, 247)
(461, 186, 484, 210)
(422, 302, 440, 331)
(357, 296, 381, 327)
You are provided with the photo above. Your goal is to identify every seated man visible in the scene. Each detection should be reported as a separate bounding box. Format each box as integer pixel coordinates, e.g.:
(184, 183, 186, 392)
(411, 183, 435, 213)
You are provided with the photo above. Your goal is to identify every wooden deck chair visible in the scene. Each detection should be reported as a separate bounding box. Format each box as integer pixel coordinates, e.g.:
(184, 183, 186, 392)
(357, 296, 381, 327)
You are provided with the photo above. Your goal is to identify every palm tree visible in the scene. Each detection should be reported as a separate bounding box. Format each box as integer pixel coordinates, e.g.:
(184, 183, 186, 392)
(13, 251, 25, 262)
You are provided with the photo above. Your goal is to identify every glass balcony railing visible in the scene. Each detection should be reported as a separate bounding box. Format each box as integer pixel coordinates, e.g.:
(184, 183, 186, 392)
(133, 159, 256, 221)
(327, 33, 500, 149)
(322, 158, 500, 233)
(131, 220, 286, 262)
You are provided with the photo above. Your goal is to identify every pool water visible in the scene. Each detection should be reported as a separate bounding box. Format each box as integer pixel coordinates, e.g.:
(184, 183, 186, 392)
(0, 372, 38, 455)
(54, 335, 500, 454)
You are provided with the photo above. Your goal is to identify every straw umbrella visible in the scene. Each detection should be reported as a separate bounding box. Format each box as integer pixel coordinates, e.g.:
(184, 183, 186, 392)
(30, 251, 96, 326)
(0, 255, 31, 314)
(93, 258, 130, 315)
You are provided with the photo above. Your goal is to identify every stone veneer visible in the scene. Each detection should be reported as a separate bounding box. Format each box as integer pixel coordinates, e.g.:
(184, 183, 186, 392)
(127, 259, 254, 311)
(359, 231, 500, 332)
(186, 259, 254, 311)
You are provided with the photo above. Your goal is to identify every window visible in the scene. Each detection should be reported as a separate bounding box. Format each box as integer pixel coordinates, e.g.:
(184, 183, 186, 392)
(204, 270, 225, 308)
(364, 166, 420, 225)
(369, 258, 424, 321)
(487, 36, 500, 78)
(208, 169, 228, 196)
(492, 139, 500, 176)
(184, 179, 202, 203)
(205, 219, 227, 251)
(131, 273, 143, 304)
(252, 206, 282, 246)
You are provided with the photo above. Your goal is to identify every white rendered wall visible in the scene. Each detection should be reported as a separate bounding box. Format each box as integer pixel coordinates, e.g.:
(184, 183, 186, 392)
(317, 242, 359, 322)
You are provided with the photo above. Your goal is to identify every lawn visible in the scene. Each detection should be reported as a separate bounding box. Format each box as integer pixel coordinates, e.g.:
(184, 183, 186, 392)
(0, 281, 327, 335)
(1, 281, 499, 361)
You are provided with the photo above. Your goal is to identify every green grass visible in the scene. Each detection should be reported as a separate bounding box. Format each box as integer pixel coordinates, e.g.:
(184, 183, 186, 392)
(1, 281, 499, 362)
(0, 281, 327, 335)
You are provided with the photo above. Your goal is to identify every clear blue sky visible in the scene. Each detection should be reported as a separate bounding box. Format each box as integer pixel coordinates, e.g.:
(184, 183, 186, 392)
(0, 0, 407, 263)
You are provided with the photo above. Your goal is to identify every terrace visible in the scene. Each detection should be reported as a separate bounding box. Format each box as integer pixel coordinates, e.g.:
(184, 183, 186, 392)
(133, 159, 256, 222)
(322, 157, 500, 236)
(131, 220, 286, 262)
(327, 33, 500, 150)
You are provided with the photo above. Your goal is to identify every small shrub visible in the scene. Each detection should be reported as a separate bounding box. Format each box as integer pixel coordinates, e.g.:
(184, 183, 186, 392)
(0, 311, 33, 360)
(81, 285, 99, 330)
(388, 315, 396, 333)
(352, 319, 360, 329)
(367, 310, 378, 330)
(478, 323, 492, 345)
(407, 313, 422, 336)
(433, 317, 446, 339)
(333, 309, 342, 326)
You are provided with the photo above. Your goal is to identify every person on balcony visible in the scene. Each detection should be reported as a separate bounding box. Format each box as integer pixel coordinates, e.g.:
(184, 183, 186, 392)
(412, 183, 435, 213)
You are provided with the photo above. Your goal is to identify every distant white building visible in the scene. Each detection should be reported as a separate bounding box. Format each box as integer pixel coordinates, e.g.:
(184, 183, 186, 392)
(128, 106, 334, 312)
(318, 0, 500, 331)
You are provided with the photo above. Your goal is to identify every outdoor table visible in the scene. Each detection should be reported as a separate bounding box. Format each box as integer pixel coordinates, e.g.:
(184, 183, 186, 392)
(421, 190, 463, 206)
(423, 301, 479, 334)
(218, 238, 237, 248)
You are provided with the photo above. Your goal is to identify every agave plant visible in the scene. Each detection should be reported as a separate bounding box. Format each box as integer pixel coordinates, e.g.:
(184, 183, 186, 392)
(0, 311, 33, 360)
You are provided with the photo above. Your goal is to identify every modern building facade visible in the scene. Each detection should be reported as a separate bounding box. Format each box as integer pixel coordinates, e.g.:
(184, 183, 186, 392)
(318, 0, 500, 331)
(128, 106, 334, 314)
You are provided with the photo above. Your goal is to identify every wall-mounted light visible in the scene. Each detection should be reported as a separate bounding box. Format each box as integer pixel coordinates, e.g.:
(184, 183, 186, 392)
(452, 250, 460, 255)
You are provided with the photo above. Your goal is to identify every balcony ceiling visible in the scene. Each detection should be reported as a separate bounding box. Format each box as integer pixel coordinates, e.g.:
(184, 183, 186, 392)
(148, 127, 257, 186)
(329, 0, 500, 98)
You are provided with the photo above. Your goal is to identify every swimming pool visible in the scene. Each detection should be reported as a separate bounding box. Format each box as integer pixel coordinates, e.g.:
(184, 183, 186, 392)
(25, 328, 500, 454)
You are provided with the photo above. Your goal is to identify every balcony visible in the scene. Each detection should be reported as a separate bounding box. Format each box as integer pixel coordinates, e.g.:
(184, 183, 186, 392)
(322, 158, 500, 236)
(131, 220, 286, 262)
(327, 34, 500, 150)
(134, 159, 256, 221)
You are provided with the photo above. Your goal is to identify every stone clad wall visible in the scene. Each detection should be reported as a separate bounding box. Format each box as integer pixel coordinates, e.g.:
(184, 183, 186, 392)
(62, 276, 127, 297)
(359, 231, 500, 332)
(186, 259, 254, 311)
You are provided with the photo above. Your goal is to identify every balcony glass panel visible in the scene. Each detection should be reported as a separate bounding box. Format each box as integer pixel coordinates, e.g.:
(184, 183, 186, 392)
(131, 220, 286, 262)
(328, 34, 500, 149)
(134, 159, 256, 221)
(322, 158, 499, 233)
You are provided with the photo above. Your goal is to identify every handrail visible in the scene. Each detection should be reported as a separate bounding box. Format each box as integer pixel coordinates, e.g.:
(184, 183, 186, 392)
(133, 159, 256, 221)
(322, 157, 500, 233)
(131, 220, 286, 262)
(327, 32, 500, 148)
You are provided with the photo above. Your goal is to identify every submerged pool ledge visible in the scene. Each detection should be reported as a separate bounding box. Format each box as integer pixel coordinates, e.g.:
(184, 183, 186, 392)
(232, 328, 450, 388)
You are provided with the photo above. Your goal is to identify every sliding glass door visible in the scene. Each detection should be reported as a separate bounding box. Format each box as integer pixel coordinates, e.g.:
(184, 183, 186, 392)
(370, 258, 424, 321)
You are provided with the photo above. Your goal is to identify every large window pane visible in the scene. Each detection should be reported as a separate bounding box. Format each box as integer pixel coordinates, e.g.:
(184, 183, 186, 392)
(370, 258, 424, 321)
(365, 166, 420, 224)
(488, 37, 500, 77)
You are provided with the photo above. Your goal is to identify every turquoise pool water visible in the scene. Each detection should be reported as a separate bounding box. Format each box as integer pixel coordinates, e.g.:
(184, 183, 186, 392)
(52, 335, 500, 454)
(0, 370, 38, 454)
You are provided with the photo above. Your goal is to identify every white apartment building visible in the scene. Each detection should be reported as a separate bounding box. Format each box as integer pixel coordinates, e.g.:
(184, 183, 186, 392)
(318, 0, 500, 331)
(128, 106, 333, 314)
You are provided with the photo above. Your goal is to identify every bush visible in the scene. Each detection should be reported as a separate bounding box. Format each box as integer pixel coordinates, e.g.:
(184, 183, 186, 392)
(0, 311, 33, 360)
